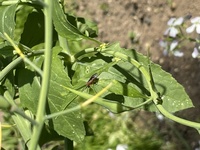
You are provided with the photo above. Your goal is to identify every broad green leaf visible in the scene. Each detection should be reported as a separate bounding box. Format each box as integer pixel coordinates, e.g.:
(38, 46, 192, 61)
(18, 46, 85, 142)
(48, 46, 85, 143)
(18, 68, 40, 114)
(98, 79, 148, 98)
(0, 44, 14, 56)
(14, 4, 34, 42)
(101, 43, 193, 113)
(71, 56, 149, 112)
(67, 15, 98, 38)
(52, 0, 91, 41)
(0, 4, 17, 39)
(96, 79, 152, 110)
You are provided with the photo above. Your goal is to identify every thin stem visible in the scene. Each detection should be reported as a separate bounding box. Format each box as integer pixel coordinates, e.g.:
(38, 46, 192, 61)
(157, 104, 200, 129)
(4, 90, 40, 149)
(45, 82, 113, 120)
(30, 0, 53, 149)
(0, 57, 22, 81)
(4, 33, 43, 76)
(45, 105, 81, 120)
(0, 50, 44, 81)
(2, 91, 37, 125)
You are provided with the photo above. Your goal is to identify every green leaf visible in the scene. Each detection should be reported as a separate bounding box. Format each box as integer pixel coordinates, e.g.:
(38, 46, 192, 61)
(101, 43, 193, 112)
(18, 46, 85, 142)
(67, 14, 98, 38)
(18, 68, 40, 114)
(0, 44, 14, 56)
(97, 79, 149, 107)
(150, 63, 193, 112)
(71, 55, 149, 112)
(14, 4, 34, 42)
(52, 0, 92, 41)
(47, 46, 85, 143)
(0, 4, 17, 39)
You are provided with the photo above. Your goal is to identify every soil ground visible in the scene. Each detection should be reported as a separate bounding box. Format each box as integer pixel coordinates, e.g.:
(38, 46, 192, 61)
(73, 0, 200, 149)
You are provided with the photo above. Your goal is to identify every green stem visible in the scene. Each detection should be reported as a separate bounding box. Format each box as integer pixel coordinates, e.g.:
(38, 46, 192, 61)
(30, 0, 53, 149)
(4, 33, 43, 76)
(3, 90, 37, 125)
(0, 57, 22, 81)
(45, 105, 81, 120)
(4, 90, 40, 149)
(157, 104, 200, 129)
(73, 47, 97, 59)
(0, 50, 44, 82)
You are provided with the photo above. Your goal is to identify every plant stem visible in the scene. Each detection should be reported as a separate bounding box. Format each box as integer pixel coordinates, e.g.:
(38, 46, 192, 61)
(157, 104, 200, 129)
(4, 33, 43, 76)
(4, 90, 40, 149)
(0, 50, 44, 82)
(0, 57, 22, 81)
(45, 82, 113, 120)
(30, 0, 53, 149)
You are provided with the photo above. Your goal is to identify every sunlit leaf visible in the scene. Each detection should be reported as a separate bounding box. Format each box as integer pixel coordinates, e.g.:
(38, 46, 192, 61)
(52, 0, 83, 40)
(18, 46, 85, 142)
(14, 4, 34, 42)
(71, 55, 149, 112)
(18, 68, 40, 115)
(0, 4, 17, 39)
(48, 46, 85, 143)
(101, 43, 193, 112)
(52, 0, 95, 42)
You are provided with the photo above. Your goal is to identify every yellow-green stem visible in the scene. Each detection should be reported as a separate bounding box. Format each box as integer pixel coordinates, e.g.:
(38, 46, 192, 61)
(30, 0, 53, 149)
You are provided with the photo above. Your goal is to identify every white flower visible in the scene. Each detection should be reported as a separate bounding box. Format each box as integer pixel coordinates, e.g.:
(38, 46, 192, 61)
(164, 17, 184, 37)
(186, 17, 200, 34)
(192, 47, 199, 58)
(169, 40, 178, 51)
(170, 41, 184, 57)
(159, 40, 168, 55)
(159, 40, 183, 57)
(116, 144, 128, 150)
(173, 51, 184, 57)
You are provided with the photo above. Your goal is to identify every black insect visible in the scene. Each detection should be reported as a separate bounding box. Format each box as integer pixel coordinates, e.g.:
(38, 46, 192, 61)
(86, 73, 99, 87)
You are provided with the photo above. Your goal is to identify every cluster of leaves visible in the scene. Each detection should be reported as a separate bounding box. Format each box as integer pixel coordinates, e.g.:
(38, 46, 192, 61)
(160, 16, 200, 58)
(0, 0, 197, 149)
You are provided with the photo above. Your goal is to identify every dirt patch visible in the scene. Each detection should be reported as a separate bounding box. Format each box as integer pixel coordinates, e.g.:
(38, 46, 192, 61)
(74, 0, 200, 149)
